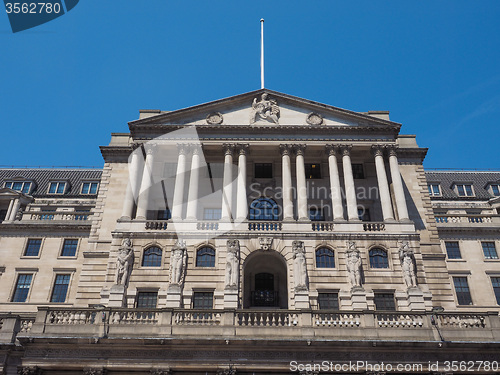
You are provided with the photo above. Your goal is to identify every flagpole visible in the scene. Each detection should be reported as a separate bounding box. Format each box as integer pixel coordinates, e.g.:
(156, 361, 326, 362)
(260, 18, 264, 89)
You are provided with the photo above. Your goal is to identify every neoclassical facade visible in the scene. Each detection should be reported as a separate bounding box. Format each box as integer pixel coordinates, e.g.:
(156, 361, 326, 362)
(0, 89, 499, 374)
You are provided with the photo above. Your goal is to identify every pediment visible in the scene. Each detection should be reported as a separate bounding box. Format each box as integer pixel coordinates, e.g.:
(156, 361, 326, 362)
(129, 89, 401, 131)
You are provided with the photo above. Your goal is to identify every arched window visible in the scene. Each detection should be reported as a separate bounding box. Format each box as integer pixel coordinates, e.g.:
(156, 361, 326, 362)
(316, 248, 335, 268)
(369, 248, 389, 268)
(249, 197, 279, 221)
(142, 246, 162, 267)
(196, 247, 215, 267)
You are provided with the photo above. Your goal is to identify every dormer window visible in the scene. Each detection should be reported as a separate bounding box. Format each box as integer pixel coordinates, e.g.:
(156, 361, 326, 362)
(4, 181, 32, 194)
(48, 181, 67, 195)
(489, 184, 500, 197)
(81, 182, 99, 195)
(455, 183, 474, 197)
(427, 183, 441, 197)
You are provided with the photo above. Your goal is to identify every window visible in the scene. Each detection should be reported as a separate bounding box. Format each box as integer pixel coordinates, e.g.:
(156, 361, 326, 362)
(4, 181, 32, 194)
(369, 248, 389, 268)
(40, 207, 55, 220)
(254, 163, 273, 178)
(136, 291, 158, 308)
(482, 242, 498, 259)
(428, 184, 441, 196)
(445, 241, 461, 259)
(50, 274, 71, 303)
(309, 207, 324, 221)
(157, 209, 171, 220)
(196, 247, 215, 267)
(142, 247, 162, 267)
(48, 182, 67, 194)
(318, 292, 339, 309)
(193, 291, 213, 309)
(316, 248, 335, 268)
(305, 164, 321, 179)
(453, 276, 472, 305)
(491, 277, 500, 305)
(358, 207, 371, 221)
(374, 293, 395, 311)
(203, 208, 221, 220)
(81, 182, 99, 195)
(491, 184, 500, 196)
(455, 184, 474, 197)
(249, 198, 279, 220)
(12, 274, 33, 302)
(24, 239, 42, 257)
(61, 239, 78, 257)
(352, 164, 365, 179)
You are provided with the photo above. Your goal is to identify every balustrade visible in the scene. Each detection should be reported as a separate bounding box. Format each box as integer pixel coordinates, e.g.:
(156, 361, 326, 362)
(145, 221, 168, 230)
(314, 312, 361, 327)
(363, 222, 385, 231)
(248, 221, 282, 231)
(237, 311, 298, 327)
(376, 313, 424, 328)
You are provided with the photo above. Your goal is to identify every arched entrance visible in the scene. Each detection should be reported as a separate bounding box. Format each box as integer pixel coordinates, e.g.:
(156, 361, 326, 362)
(243, 250, 288, 309)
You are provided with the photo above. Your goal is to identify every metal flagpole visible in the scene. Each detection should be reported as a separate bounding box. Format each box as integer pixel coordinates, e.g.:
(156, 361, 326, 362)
(260, 18, 264, 89)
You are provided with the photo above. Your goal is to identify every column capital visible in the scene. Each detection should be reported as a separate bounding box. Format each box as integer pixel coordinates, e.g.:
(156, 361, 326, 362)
(131, 142, 143, 151)
(177, 143, 190, 155)
(222, 143, 236, 155)
(325, 144, 341, 156)
(371, 144, 386, 157)
(191, 145, 203, 156)
(387, 144, 399, 157)
(339, 144, 353, 156)
(144, 143, 157, 155)
(279, 144, 294, 156)
(237, 144, 249, 155)
(293, 144, 307, 156)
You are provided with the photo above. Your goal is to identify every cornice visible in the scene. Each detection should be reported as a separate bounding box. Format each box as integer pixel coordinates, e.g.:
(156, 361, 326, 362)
(100, 146, 133, 163)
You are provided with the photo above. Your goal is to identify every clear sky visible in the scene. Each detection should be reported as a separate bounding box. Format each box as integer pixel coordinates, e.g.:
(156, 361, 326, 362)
(1, 1, 499, 169)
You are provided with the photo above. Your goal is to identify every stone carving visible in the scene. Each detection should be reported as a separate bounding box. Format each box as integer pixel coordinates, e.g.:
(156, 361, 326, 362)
(259, 237, 273, 251)
(150, 369, 171, 375)
(250, 93, 279, 124)
(83, 368, 106, 375)
(15, 207, 23, 221)
(346, 241, 362, 289)
(170, 239, 187, 286)
(115, 238, 134, 286)
(216, 366, 236, 375)
(206, 112, 223, 125)
(306, 112, 323, 125)
(225, 240, 240, 290)
(292, 240, 307, 291)
(17, 367, 40, 375)
(399, 241, 417, 288)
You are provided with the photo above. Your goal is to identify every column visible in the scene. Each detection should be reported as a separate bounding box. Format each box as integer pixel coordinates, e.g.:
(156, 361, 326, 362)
(135, 144, 156, 220)
(171, 144, 189, 220)
(372, 145, 395, 221)
(388, 146, 410, 221)
(326, 145, 344, 220)
(121, 146, 144, 220)
(341, 145, 359, 221)
(8, 198, 21, 221)
(221, 144, 235, 221)
(236, 144, 249, 221)
(186, 145, 202, 220)
(280, 144, 294, 221)
(5, 199, 15, 222)
(295, 144, 308, 221)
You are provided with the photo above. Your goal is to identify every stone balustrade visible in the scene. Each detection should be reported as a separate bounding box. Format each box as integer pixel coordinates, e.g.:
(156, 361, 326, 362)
(22, 211, 91, 222)
(435, 214, 500, 225)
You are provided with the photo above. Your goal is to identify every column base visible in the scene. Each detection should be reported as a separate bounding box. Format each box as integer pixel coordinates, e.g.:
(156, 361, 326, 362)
(135, 216, 146, 220)
(383, 217, 397, 223)
(119, 216, 131, 221)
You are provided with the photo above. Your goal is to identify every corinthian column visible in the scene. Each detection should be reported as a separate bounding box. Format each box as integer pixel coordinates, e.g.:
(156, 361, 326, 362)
(388, 146, 409, 221)
(121, 145, 144, 220)
(280, 144, 294, 221)
(295, 144, 309, 221)
(236, 144, 249, 220)
(221, 144, 235, 221)
(326, 145, 344, 220)
(135, 144, 156, 220)
(171, 144, 189, 220)
(186, 145, 202, 220)
(340, 145, 359, 221)
(372, 145, 394, 221)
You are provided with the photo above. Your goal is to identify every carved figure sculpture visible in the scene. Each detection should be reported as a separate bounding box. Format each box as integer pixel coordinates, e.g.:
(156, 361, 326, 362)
(292, 240, 307, 291)
(250, 93, 280, 124)
(225, 240, 240, 289)
(399, 241, 417, 288)
(115, 238, 134, 286)
(346, 241, 362, 288)
(170, 239, 187, 285)
(259, 237, 273, 251)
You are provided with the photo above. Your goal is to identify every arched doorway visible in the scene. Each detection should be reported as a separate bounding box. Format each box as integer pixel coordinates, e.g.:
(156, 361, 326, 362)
(243, 250, 288, 309)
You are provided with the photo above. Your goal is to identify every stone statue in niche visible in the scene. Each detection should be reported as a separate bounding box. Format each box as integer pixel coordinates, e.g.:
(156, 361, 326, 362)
(292, 240, 308, 291)
(225, 239, 240, 290)
(399, 241, 417, 288)
(170, 239, 187, 286)
(346, 241, 362, 289)
(115, 238, 134, 286)
(250, 93, 280, 124)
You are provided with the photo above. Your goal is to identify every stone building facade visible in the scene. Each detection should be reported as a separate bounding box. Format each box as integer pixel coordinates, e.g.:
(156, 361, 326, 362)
(0, 89, 499, 374)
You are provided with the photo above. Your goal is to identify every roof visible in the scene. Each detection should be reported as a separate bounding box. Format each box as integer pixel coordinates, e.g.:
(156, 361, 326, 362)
(425, 171, 500, 200)
(0, 168, 102, 198)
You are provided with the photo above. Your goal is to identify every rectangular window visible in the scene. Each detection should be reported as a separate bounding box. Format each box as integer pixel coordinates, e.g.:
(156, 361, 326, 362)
(157, 209, 171, 220)
(136, 291, 158, 308)
(305, 164, 321, 179)
(445, 241, 461, 259)
(453, 276, 472, 305)
(12, 274, 33, 302)
(309, 207, 324, 221)
(491, 184, 500, 196)
(373, 293, 395, 311)
(428, 184, 441, 196)
(50, 274, 71, 303)
(61, 239, 78, 257)
(193, 291, 213, 309)
(254, 163, 273, 179)
(203, 208, 222, 220)
(352, 164, 365, 179)
(318, 292, 339, 310)
(358, 207, 371, 221)
(5, 181, 31, 194)
(48, 182, 66, 194)
(482, 242, 498, 259)
(81, 182, 99, 195)
(491, 277, 500, 305)
(24, 239, 42, 257)
(456, 184, 474, 197)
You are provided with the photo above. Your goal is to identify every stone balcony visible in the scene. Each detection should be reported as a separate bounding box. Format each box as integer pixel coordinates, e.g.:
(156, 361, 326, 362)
(435, 214, 500, 230)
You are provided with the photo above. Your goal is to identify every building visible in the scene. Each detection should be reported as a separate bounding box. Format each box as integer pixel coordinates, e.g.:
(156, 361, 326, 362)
(0, 89, 499, 374)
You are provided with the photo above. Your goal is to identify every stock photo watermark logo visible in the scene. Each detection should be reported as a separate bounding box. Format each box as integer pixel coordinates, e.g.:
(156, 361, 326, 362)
(4, 0, 79, 33)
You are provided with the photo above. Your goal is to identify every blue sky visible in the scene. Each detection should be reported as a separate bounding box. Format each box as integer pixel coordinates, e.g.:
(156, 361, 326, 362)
(1, 1, 499, 169)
